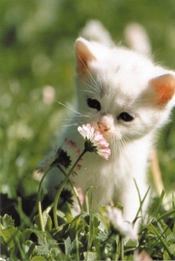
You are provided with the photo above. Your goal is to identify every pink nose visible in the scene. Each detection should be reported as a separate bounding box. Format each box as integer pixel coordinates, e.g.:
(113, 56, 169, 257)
(98, 122, 109, 133)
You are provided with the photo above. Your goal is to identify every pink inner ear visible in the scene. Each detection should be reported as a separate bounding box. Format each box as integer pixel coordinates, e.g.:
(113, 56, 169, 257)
(149, 74, 175, 106)
(75, 39, 96, 76)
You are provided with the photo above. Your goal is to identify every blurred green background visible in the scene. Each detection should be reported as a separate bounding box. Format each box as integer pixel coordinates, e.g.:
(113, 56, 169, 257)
(1, 0, 175, 198)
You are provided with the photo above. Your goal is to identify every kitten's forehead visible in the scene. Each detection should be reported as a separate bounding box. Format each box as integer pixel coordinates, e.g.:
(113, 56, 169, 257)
(91, 48, 155, 97)
(103, 87, 134, 112)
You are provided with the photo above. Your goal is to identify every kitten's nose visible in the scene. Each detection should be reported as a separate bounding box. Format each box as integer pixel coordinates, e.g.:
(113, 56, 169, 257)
(98, 122, 109, 134)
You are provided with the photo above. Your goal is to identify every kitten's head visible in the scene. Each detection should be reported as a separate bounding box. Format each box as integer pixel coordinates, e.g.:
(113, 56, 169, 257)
(75, 37, 175, 146)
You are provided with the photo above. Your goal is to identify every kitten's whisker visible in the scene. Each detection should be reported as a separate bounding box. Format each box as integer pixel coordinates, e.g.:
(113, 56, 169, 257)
(90, 77, 100, 91)
(80, 79, 98, 94)
(56, 101, 90, 119)
(75, 114, 90, 118)
(81, 89, 97, 95)
(118, 140, 124, 153)
(111, 139, 118, 159)
(77, 54, 100, 90)
(57, 101, 81, 115)
(117, 136, 129, 161)
(61, 123, 79, 128)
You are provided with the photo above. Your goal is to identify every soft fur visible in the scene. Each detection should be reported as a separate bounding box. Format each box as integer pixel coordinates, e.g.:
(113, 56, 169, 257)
(46, 37, 175, 229)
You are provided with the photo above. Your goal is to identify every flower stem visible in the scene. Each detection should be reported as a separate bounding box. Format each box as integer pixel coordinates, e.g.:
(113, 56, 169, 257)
(53, 148, 87, 229)
(38, 201, 45, 232)
(37, 167, 52, 232)
(58, 165, 83, 213)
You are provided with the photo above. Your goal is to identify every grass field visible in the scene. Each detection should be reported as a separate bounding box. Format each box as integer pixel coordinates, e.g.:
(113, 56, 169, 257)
(1, 1, 175, 260)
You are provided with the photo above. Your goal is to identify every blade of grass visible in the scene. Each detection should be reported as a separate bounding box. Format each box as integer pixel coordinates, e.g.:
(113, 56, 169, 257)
(148, 223, 174, 259)
(133, 179, 150, 222)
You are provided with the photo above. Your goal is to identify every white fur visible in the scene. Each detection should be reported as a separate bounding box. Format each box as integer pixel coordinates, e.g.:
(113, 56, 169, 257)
(46, 37, 175, 230)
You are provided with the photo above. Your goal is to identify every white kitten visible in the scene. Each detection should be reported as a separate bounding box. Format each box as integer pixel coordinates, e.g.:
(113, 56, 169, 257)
(46, 37, 175, 229)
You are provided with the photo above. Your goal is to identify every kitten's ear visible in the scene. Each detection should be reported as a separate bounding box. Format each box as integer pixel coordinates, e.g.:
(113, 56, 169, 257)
(149, 74, 175, 106)
(75, 37, 96, 76)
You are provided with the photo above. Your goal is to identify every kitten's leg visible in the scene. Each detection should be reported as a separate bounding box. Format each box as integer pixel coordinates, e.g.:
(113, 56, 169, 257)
(119, 179, 150, 231)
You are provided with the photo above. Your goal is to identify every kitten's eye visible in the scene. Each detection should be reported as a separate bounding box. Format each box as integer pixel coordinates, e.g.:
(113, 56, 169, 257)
(87, 98, 101, 111)
(118, 112, 134, 122)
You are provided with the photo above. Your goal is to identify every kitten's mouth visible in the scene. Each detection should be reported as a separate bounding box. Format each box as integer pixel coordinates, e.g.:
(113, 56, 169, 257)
(92, 121, 113, 142)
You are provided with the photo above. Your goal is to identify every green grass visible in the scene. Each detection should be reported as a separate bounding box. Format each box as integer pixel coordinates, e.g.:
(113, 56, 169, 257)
(1, 0, 175, 260)
(1, 167, 175, 260)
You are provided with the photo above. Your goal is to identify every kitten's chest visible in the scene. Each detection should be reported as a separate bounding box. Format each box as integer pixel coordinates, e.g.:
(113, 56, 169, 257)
(71, 151, 124, 191)
(63, 127, 150, 192)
